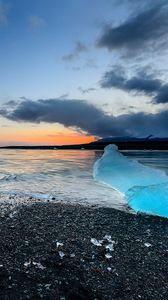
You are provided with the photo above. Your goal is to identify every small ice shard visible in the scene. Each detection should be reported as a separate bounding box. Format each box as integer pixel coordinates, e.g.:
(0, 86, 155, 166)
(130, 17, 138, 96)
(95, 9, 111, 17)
(32, 262, 46, 270)
(107, 267, 112, 271)
(9, 211, 17, 218)
(45, 284, 51, 289)
(70, 253, 75, 258)
(144, 242, 152, 247)
(59, 251, 65, 258)
(106, 243, 114, 251)
(104, 235, 112, 242)
(24, 260, 45, 269)
(93, 144, 168, 218)
(103, 235, 115, 251)
(91, 238, 102, 246)
(37, 263, 46, 270)
(105, 253, 112, 259)
(24, 260, 31, 267)
(56, 242, 63, 248)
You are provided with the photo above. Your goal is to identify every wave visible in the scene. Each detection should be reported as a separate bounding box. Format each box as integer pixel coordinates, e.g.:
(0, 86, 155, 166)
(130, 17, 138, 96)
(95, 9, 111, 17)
(0, 172, 52, 182)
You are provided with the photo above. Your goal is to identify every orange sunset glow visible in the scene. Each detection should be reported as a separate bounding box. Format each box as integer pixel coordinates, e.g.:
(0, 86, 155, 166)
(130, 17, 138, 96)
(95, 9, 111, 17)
(0, 126, 96, 146)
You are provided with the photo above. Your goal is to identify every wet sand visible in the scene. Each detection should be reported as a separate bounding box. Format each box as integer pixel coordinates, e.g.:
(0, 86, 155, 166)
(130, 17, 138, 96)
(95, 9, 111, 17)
(0, 200, 167, 299)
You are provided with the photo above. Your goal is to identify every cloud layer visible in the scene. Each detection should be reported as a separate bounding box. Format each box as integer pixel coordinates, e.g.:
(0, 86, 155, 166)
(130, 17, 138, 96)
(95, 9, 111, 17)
(101, 67, 168, 104)
(63, 42, 88, 62)
(0, 98, 167, 137)
(97, 3, 168, 56)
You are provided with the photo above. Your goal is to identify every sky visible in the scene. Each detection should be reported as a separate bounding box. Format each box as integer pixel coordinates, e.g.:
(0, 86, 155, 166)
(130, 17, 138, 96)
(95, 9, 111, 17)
(0, 0, 168, 145)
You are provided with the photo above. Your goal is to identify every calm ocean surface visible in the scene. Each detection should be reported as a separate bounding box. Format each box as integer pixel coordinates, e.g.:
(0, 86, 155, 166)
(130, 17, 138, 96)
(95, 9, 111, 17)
(0, 149, 168, 209)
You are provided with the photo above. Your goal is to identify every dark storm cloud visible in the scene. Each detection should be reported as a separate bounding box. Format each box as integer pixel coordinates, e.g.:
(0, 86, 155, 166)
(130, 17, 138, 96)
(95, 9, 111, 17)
(4, 100, 18, 107)
(0, 98, 122, 136)
(62, 42, 88, 62)
(97, 3, 168, 56)
(0, 98, 167, 137)
(116, 110, 168, 136)
(101, 67, 168, 104)
(154, 85, 168, 104)
(101, 68, 161, 94)
(0, 108, 7, 115)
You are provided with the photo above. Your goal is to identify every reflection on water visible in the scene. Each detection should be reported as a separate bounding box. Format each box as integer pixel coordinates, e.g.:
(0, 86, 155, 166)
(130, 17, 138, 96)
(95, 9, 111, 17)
(0, 149, 125, 208)
(0, 149, 168, 209)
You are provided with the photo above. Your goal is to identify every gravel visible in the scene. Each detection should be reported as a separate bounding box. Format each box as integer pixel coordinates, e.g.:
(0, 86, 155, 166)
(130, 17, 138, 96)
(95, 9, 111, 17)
(0, 200, 167, 299)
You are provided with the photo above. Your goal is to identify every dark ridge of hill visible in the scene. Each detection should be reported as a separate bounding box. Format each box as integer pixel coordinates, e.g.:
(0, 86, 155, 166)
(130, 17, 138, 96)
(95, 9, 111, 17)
(1, 138, 168, 150)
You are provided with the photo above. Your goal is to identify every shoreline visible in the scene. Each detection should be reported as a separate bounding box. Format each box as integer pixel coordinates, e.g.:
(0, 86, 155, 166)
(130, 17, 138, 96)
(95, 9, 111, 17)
(0, 200, 167, 299)
(1, 139, 168, 150)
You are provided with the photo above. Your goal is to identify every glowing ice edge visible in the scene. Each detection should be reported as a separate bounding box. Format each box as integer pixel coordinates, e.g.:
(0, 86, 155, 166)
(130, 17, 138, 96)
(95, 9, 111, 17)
(93, 144, 168, 218)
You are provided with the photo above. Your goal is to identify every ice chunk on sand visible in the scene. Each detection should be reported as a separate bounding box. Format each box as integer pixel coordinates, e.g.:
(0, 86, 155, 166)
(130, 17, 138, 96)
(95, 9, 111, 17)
(144, 242, 152, 247)
(93, 144, 168, 193)
(105, 253, 112, 259)
(56, 242, 63, 248)
(127, 183, 168, 217)
(91, 238, 102, 246)
(59, 251, 65, 258)
(93, 144, 168, 218)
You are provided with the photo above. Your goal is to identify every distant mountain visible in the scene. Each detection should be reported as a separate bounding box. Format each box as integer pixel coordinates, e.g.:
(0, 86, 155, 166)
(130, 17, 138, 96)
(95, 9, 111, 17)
(97, 136, 168, 143)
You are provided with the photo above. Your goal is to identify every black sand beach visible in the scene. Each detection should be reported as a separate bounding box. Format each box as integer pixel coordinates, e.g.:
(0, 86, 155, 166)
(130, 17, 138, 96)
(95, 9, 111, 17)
(0, 200, 167, 300)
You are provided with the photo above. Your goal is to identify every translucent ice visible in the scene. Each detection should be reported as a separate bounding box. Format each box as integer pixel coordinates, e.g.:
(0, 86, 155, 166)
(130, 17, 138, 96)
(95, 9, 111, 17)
(59, 251, 65, 258)
(127, 183, 168, 217)
(90, 238, 102, 246)
(93, 144, 168, 217)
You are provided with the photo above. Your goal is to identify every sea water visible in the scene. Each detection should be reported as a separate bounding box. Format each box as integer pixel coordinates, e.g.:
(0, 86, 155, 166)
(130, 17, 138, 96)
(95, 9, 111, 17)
(0, 149, 168, 212)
